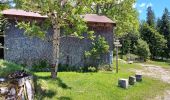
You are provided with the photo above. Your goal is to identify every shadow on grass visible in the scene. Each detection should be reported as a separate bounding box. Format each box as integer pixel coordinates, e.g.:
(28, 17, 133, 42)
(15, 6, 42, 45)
(35, 85, 57, 99)
(33, 76, 56, 99)
(57, 78, 72, 89)
(33, 74, 71, 99)
(58, 96, 72, 100)
(35, 75, 71, 89)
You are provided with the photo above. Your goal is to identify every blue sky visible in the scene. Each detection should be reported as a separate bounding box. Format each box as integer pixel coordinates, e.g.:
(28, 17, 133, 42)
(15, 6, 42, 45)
(135, 0, 170, 20)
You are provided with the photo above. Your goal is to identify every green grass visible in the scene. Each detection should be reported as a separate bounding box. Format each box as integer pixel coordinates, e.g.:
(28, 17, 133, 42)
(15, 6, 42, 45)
(145, 59, 170, 69)
(1, 59, 170, 100)
(34, 61, 170, 100)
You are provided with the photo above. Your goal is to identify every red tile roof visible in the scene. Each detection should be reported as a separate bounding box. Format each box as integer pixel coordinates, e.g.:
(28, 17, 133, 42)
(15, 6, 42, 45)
(83, 14, 115, 24)
(1, 9, 48, 18)
(1, 9, 115, 24)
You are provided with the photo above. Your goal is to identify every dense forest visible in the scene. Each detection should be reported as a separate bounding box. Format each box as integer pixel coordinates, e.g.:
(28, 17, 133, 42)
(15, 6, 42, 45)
(121, 6, 170, 61)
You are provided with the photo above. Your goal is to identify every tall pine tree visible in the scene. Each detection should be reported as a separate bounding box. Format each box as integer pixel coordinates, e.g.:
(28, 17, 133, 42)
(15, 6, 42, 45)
(147, 6, 155, 27)
(140, 7, 167, 59)
(159, 8, 170, 58)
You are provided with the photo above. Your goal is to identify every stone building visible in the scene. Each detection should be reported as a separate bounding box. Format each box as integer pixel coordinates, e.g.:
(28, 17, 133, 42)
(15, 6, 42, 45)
(0, 9, 116, 67)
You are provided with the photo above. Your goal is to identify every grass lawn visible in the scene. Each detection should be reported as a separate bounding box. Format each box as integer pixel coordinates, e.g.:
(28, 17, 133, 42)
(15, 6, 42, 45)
(145, 59, 170, 69)
(34, 60, 170, 100)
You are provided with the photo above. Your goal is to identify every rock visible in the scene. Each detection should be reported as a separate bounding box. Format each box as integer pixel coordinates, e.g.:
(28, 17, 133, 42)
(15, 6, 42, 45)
(8, 88, 16, 96)
(0, 78, 6, 83)
(17, 78, 25, 87)
(135, 74, 142, 82)
(6, 95, 16, 100)
(128, 61, 133, 64)
(0, 75, 34, 100)
(129, 76, 136, 85)
(118, 78, 128, 89)
(0, 87, 8, 95)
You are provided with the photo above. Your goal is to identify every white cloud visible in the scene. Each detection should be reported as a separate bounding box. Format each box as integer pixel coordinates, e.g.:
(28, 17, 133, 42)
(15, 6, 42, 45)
(147, 3, 153, 8)
(139, 3, 146, 8)
(132, 3, 137, 8)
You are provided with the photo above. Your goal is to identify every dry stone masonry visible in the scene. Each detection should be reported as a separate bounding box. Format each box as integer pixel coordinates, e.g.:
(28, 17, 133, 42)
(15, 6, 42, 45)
(0, 71, 34, 100)
(2, 10, 115, 67)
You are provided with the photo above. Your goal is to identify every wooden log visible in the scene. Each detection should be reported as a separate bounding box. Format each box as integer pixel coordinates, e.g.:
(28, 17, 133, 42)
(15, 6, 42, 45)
(25, 79, 34, 100)
(129, 76, 136, 85)
(135, 74, 142, 82)
(118, 78, 128, 89)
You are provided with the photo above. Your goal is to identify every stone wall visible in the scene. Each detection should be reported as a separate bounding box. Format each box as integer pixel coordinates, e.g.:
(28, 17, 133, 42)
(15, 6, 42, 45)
(4, 21, 53, 66)
(0, 76, 34, 100)
(4, 21, 114, 67)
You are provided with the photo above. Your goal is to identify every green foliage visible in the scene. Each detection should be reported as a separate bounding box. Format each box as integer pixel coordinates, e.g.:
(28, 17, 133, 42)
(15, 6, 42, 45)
(124, 53, 139, 61)
(120, 32, 139, 55)
(13, 0, 94, 39)
(159, 8, 170, 37)
(31, 60, 50, 72)
(135, 39, 151, 61)
(16, 21, 46, 39)
(0, 60, 25, 77)
(85, 35, 109, 64)
(146, 6, 155, 27)
(98, 64, 113, 71)
(58, 64, 83, 72)
(0, 15, 8, 34)
(0, 2, 10, 10)
(87, 66, 97, 72)
(157, 8, 170, 58)
(92, 0, 139, 37)
(140, 22, 167, 59)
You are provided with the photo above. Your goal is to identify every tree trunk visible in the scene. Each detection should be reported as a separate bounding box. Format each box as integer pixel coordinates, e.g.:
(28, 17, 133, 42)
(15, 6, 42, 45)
(51, 24, 60, 78)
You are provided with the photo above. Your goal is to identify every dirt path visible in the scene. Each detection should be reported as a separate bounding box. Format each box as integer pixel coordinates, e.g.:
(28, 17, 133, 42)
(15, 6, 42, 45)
(131, 63, 170, 100)
(134, 64, 170, 84)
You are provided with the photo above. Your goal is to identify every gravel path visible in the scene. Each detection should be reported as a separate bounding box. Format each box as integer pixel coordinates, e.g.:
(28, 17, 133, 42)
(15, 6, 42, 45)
(131, 63, 170, 100)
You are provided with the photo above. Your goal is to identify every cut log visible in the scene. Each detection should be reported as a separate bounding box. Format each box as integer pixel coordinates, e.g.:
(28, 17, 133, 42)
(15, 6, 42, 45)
(118, 78, 128, 89)
(129, 76, 136, 85)
(135, 74, 142, 82)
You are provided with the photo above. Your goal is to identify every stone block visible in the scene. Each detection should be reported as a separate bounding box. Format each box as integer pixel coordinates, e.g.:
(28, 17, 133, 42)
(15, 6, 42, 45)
(118, 78, 128, 89)
(129, 76, 136, 85)
(135, 74, 142, 82)
(0, 87, 8, 95)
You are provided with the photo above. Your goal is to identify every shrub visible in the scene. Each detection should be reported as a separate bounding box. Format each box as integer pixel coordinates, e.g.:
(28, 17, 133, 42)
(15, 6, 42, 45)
(31, 60, 50, 72)
(126, 54, 139, 61)
(0, 60, 25, 77)
(98, 64, 113, 71)
(58, 64, 82, 72)
(85, 35, 110, 66)
(135, 39, 151, 61)
(88, 66, 97, 72)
